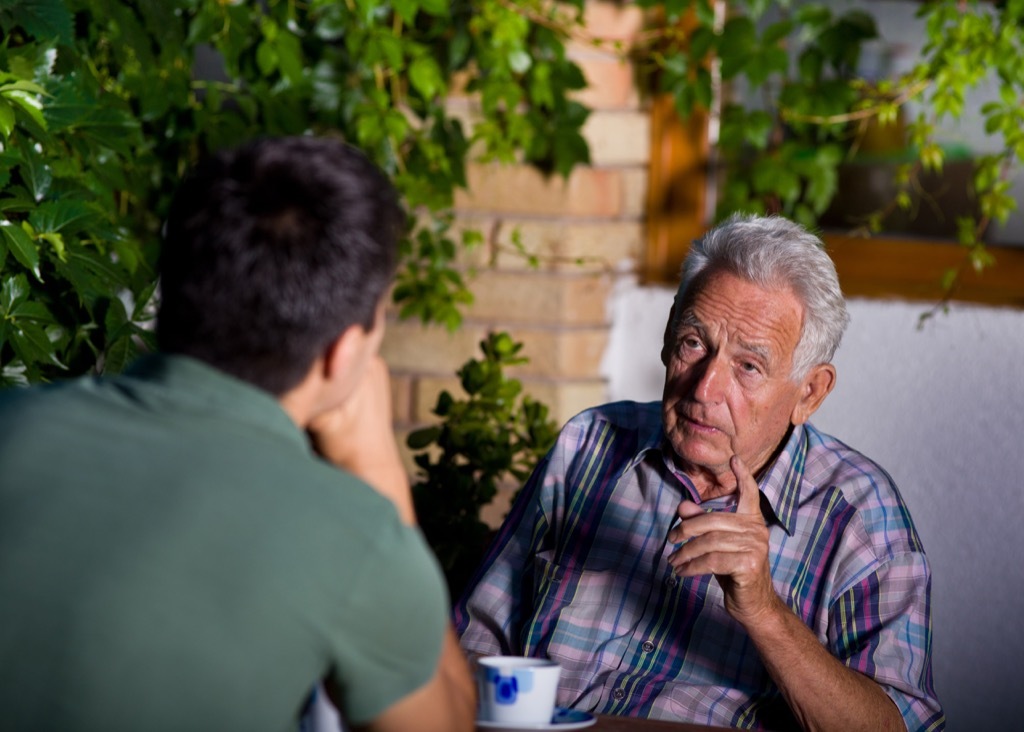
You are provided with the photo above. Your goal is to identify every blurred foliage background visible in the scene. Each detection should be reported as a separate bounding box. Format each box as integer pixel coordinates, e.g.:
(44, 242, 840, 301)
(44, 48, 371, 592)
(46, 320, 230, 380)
(0, 0, 592, 385)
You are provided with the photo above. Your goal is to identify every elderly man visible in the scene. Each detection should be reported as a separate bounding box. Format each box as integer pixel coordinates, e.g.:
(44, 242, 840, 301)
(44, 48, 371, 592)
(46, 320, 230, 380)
(0, 137, 474, 732)
(454, 215, 943, 730)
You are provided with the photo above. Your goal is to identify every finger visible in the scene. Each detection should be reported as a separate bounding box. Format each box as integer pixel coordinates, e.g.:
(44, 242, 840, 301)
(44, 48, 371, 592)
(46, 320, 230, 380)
(676, 500, 704, 520)
(731, 455, 762, 517)
(668, 530, 760, 573)
(669, 499, 714, 543)
(670, 548, 728, 578)
(670, 508, 751, 543)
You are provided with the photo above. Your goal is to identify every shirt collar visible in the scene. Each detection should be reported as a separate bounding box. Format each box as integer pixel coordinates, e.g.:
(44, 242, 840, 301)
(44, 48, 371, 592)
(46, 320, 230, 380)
(623, 410, 667, 473)
(626, 411, 807, 535)
(755, 423, 807, 536)
(123, 353, 309, 451)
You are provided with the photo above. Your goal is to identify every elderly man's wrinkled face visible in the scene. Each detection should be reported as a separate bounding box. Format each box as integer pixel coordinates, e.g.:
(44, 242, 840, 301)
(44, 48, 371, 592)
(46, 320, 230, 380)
(661, 269, 823, 493)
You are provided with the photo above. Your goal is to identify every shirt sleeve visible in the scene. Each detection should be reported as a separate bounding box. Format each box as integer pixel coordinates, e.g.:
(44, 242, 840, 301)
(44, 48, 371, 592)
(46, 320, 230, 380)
(830, 551, 945, 731)
(329, 517, 449, 725)
(452, 452, 555, 657)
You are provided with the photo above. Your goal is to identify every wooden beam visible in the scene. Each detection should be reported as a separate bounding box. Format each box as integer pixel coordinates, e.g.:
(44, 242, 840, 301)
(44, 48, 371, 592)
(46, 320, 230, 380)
(824, 233, 1024, 307)
(643, 96, 709, 284)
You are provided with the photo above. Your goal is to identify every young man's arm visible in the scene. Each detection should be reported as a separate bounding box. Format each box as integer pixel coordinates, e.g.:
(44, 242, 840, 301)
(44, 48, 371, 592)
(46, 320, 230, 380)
(349, 627, 476, 732)
(310, 355, 477, 731)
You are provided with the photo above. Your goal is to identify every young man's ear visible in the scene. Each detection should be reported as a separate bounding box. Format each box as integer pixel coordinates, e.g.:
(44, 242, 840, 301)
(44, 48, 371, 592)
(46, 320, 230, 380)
(322, 302, 387, 392)
(791, 363, 837, 425)
(322, 325, 365, 383)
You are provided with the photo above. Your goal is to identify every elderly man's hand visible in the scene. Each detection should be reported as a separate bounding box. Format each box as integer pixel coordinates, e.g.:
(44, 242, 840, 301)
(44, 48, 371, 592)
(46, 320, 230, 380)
(667, 455, 781, 625)
(307, 355, 415, 525)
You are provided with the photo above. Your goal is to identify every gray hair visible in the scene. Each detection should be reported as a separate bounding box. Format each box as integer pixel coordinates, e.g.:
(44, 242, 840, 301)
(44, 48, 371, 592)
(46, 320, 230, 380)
(672, 214, 849, 379)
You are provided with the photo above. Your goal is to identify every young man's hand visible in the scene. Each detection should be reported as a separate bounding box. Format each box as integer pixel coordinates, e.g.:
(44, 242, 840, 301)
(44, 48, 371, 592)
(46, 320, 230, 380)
(307, 356, 415, 524)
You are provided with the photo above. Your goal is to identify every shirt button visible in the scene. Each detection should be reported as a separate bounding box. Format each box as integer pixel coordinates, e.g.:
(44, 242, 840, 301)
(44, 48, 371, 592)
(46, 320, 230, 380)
(613, 688, 626, 700)
(665, 574, 678, 587)
(641, 640, 655, 653)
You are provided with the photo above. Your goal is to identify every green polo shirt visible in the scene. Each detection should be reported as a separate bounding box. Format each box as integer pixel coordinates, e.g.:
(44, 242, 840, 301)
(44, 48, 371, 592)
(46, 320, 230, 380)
(0, 355, 447, 731)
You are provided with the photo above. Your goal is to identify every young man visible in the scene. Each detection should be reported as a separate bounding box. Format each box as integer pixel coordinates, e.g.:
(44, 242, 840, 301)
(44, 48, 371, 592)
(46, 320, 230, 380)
(0, 136, 474, 732)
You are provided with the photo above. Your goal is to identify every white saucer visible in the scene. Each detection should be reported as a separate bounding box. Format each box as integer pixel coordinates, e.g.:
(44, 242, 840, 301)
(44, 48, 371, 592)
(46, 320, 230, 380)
(477, 707, 596, 730)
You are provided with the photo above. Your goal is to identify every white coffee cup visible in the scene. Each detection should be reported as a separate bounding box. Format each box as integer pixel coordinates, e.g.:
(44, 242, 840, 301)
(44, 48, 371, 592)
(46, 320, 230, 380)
(476, 656, 561, 725)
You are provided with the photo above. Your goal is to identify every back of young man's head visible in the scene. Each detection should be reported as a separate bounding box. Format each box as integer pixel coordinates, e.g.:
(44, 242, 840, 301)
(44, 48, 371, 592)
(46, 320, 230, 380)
(157, 136, 403, 396)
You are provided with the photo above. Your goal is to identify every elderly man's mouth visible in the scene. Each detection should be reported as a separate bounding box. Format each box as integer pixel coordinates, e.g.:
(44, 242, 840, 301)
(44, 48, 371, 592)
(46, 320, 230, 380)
(682, 415, 722, 435)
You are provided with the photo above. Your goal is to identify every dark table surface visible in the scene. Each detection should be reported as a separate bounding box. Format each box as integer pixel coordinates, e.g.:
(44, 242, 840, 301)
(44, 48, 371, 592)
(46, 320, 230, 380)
(590, 716, 734, 731)
(476, 714, 735, 731)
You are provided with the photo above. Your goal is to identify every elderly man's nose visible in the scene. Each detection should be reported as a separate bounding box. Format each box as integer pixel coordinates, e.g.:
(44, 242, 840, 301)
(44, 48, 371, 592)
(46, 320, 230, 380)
(693, 358, 726, 402)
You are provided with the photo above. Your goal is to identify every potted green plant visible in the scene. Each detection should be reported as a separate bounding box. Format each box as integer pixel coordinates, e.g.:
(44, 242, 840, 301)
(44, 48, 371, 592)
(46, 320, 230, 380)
(408, 332, 558, 599)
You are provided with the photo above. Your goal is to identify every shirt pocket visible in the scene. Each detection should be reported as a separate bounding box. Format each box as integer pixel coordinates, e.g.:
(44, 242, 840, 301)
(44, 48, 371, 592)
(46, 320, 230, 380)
(526, 551, 641, 673)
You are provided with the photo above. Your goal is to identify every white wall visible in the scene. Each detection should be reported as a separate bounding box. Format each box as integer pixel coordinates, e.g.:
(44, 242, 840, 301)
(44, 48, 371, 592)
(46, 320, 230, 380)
(602, 281, 1024, 730)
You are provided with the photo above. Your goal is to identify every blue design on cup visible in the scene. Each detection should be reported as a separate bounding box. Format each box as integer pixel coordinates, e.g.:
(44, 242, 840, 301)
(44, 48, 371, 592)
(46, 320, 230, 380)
(485, 667, 535, 705)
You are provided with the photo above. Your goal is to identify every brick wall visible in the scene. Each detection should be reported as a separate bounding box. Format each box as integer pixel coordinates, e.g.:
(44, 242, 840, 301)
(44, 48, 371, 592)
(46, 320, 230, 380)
(383, 1, 649, 523)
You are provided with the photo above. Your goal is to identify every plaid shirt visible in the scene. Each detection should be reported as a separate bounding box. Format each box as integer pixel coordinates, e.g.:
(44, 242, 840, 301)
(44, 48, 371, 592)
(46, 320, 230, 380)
(454, 401, 944, 731)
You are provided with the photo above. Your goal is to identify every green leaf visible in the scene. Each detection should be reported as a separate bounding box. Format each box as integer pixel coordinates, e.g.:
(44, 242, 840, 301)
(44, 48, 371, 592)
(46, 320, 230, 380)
(798, 48, 825, 85)
(4, 38, 58, 82)
(103, 295, 129, 332)
(44, 81, 142, 157)
(256, 41, 279, 75)
(940, 267, 958, 292)
(407, 426, 442, 450)
(1, 273, 30, 313)
(374, 33, 405, 71)
(4, 89, 47, 131)
(718, 16, 757, 79)
(435, 390, 454, 416)
(795, 3, 832, 29)
(17, 145, 52, 201)
(491, 332, 516, 356)
(762, 19, 793, 46)
(419, 0, 449, 16)
(551, 129, 590, 178)
(10, 299, 55, 324)
(409, 56, 444, 100)
(743, 110, 774, 150)
(688, 26, 715, 61)
(392, 0, 419, 24)
(131, 324, 157, 355)
(0, 99, 15, 139)
(310, 2, 348, 41)
(5, 0, 74, 44)
(0, 362, 30, 388)
(10, 321, 65, 368)
(28, 199, 95, 235)
(102, 333, 134, 375)
(1, 222, 41, 280)
(0, 80, 48, 96)
(275, 31, 306, 86)
(38, 231, 66, 262)
(132, 279, 159, 320)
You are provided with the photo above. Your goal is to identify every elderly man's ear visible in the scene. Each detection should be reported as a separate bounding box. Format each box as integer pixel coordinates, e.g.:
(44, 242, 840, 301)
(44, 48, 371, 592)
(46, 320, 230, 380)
(791, 363, 837, 425)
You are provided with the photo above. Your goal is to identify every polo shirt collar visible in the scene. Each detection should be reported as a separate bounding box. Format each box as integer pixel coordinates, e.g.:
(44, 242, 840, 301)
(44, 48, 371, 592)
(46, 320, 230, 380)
(124, 354, 309, 450)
